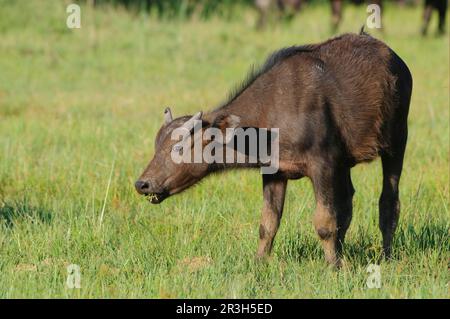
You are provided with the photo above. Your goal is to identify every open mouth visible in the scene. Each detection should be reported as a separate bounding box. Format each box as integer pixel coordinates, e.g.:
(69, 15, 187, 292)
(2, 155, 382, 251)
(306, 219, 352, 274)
(145, 192, 167, 204)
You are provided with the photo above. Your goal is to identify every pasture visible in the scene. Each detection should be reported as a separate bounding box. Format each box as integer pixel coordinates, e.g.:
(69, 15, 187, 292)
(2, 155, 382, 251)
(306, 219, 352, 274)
(0, 1, 448, 298)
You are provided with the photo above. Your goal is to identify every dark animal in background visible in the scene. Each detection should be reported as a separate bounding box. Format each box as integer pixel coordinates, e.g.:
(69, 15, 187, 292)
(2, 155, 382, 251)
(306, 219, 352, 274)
(255, 0, 384, 31)
(255, 0, 304, 29)
(421, 0, 448, 35)
(135, 32, 412, 267)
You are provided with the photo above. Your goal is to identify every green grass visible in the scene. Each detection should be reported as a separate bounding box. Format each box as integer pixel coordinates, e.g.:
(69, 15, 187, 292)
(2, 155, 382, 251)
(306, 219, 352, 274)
(0, 0, 448, 298)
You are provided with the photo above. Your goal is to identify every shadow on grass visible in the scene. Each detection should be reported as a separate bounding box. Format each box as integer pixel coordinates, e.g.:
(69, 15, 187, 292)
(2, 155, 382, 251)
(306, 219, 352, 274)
(0, 198, 53, 228)
(279, 222, 449, 265)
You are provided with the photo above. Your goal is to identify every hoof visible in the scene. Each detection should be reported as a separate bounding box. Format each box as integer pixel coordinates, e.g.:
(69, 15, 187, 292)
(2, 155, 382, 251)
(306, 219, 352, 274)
(255, 253, 271, 263)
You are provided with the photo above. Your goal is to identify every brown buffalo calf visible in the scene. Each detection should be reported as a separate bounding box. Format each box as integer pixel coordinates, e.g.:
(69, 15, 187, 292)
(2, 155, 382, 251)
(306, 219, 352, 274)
(135, 32, 412, 266)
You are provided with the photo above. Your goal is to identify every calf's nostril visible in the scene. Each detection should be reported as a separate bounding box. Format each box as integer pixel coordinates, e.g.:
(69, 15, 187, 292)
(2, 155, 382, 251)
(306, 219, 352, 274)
(135, 180, 150, 193)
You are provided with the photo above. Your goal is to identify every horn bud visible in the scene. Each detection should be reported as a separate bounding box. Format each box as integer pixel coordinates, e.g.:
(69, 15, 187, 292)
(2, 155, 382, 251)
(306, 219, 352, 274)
(164, 107, 173, 124)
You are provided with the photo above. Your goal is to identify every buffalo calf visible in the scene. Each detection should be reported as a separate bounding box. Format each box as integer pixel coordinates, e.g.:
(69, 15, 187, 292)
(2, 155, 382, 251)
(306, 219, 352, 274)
(136, 32, 412, 266)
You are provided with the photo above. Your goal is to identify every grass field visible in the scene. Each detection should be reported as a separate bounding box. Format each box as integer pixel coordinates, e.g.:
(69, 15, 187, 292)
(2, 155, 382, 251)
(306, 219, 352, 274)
(0, 0, 448, 298)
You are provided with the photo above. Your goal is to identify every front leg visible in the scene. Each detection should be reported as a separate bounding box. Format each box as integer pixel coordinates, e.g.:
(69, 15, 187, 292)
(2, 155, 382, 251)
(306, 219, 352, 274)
(256, 175, 287, 259)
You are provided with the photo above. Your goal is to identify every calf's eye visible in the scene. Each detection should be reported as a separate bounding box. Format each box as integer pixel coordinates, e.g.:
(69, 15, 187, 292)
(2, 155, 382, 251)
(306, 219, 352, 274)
(172, 144, 183, 153)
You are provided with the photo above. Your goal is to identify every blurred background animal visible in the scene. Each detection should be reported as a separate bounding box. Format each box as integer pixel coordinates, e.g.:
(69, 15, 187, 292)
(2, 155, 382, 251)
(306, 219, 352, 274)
(255, 0, 304, 29)
(421, 0, 448, 35)
(255, 0, 386, 31)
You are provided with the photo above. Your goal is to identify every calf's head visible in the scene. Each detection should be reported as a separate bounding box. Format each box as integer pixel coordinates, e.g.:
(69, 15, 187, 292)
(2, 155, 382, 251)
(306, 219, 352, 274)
(135, 108, 212, 204)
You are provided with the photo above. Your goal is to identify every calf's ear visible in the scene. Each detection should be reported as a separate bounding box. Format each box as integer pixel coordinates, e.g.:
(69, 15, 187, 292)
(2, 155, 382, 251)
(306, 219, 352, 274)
(211, 114, 241, 143)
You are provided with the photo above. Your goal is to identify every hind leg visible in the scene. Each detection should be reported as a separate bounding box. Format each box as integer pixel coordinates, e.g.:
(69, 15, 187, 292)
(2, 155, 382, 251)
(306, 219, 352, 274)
(312, 165, 354, 267)
(379, 125, 407, 258)
(336, 169, 355, 255)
